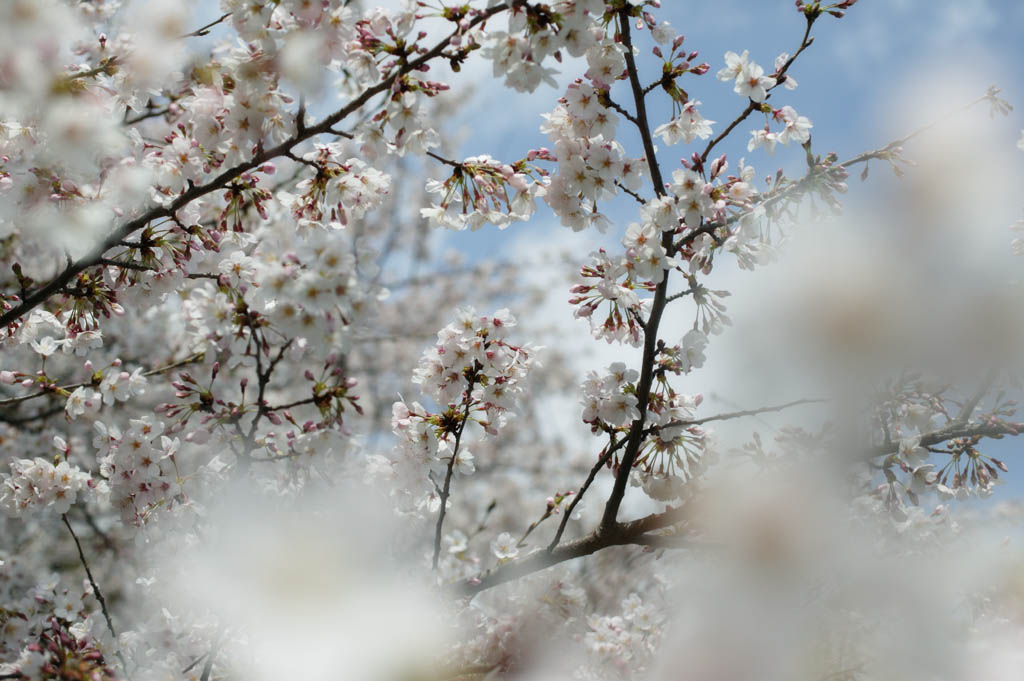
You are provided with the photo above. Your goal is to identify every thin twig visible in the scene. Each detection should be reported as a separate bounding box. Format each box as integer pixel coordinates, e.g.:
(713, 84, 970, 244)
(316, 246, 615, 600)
(548, 436, 625, 551)
(63, 515, 128, 671)
(179, 12, 233, 39)
(432, 388, 476, 569)
(649, 397, 827, 434)
(615, 180, 647, 205)
(839, 92, 996, 170)
(601, 95, 640, 126)
(460, 502, 691, 598)
(426, 150, 463, 168)
(956, 368, 999, 423)
(665, 285, 698, 304)
(124, 106, 171, 126)
(865, 419, 1024, 460)
(516, 504, 555, 548)
(199, 630, 226, 681)
(0, 352, 204, 408)
(699, 16, 816, 164)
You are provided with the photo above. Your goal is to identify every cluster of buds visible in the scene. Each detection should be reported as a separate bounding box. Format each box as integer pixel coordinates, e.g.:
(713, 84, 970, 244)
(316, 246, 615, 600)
(795, 0, 859, 20)
(570, 249, 646, 347)
(421, 154, 544, 231)
(219, 172, 273, 232)
(283, 145, 391, 230)
(13, 617, 118, 681)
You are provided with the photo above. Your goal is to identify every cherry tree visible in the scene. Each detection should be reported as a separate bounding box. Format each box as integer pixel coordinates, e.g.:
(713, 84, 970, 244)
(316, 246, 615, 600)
(1, 1, 1023, 680)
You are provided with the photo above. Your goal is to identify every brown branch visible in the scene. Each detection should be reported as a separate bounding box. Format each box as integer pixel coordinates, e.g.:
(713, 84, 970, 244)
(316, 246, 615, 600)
(459, 503, 690, 598)
(615, 180, 647, 205)
(547, 436, 625, 551)
(426, 150, 463, 168)
(597, 9, 673, 533)
(601, 94, 640, 126)
(179, 12, 233, 39)
(124, 106, 171, 126)
(865, 419, 1023, 460)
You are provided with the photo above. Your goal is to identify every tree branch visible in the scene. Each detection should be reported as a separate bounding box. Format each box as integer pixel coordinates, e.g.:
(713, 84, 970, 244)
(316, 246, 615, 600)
(597, 9, 673, 533)
(865, 419, 1023, 460)
(0, 352, 204, 408)
(63, 515, 127, 672)
(432, 387, 476, 569)
(648, 397, 827, 435)
(459, 503, 691, 598)
(547, 436, 625, 551)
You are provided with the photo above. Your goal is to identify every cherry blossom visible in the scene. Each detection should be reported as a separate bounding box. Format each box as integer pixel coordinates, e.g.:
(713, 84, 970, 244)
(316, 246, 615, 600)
(0, 2, 1021, 680)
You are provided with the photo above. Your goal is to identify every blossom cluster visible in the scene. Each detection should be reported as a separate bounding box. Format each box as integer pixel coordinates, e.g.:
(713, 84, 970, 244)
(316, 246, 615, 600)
(570, 249, 647, 346)
(580, 362, 641, 429)
(94, 416, 185, 526)
(481, 0, 607, 93)
(541, 80, 645, 232)
(374, 307, 536, 514)
(0, 556, 112, 681)
(0, 454, 97, 516)
(584, 593, 664, 672)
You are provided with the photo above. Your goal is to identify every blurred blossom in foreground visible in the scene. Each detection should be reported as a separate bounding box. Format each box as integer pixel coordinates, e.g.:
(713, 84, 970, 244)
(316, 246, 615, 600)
(650, 466, 1024, 681)
(719, 74, 1024, 412)
(154, 483, 449, 681)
